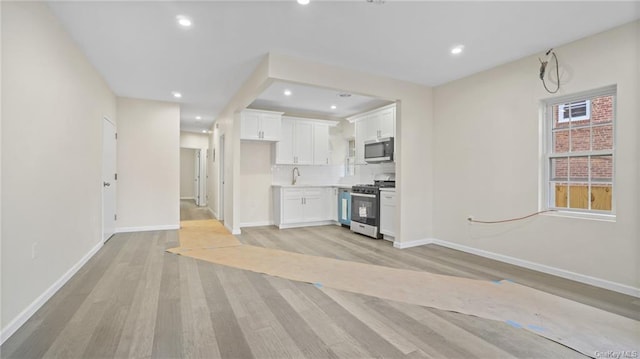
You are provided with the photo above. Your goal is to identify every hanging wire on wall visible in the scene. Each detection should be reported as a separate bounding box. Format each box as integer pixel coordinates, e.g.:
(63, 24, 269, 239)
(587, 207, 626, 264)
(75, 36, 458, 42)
(539, 48, 560, 93)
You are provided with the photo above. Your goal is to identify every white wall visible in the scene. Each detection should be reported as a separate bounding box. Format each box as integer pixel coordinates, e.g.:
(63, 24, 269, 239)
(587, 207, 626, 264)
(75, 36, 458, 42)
(180, 148, 196, 199)
(207, 58, 271, 234)
(180, 131, 209, 149)
(1, 1, 116, 335)
(266, 54, 434, 244)
(239, 142, 274, 226)
(433, 21, 639, 290)
(116, 97, 180, 231)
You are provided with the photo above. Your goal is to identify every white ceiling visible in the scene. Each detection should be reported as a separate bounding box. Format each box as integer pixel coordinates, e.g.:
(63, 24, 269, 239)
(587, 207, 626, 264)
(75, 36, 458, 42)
(249, 81, 393, 119)
(47, 1, 640, 132)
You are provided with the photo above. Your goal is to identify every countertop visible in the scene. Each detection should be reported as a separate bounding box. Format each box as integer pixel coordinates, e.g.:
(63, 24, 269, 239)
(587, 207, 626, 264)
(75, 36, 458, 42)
(272, 184, 353, 189)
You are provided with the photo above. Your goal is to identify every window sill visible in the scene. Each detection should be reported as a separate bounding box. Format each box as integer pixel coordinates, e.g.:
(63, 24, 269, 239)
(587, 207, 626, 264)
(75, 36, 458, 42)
(542, 210, 616, 222)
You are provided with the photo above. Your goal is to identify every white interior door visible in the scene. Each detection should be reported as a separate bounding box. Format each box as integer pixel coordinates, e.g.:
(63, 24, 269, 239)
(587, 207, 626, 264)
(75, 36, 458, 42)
(218, 135, 225, 220)
(198, 148, 207, 207)
(194, 150, 200, 203)
(102, 117, 117, 242)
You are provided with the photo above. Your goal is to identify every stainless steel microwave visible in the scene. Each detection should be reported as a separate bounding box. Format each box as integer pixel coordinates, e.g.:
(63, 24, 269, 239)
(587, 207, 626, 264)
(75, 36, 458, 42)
(364, 137, 394, 163)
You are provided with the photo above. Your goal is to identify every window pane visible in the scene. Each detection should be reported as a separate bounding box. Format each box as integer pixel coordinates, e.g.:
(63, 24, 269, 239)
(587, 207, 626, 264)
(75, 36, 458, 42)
(552, 105, 569, 129)
(569, 157, 588, 181)
(568, 102, 587, 118)
(568, 184, 589, 209)
(591, 95, 613, 124)
(592, 125, 613, 150)
(570, 127, 591, 152)
(550, 157, 568, 181)
(553, 130, 569, 153)
(590, 155, 613, 182)
(551, 183, 568, 208)
(591, 184, 612, 211)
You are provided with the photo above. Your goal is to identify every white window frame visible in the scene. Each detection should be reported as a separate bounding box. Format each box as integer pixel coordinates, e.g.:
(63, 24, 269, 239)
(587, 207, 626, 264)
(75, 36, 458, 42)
(540, 85, 616, 220)
(558, 100, 591, 123)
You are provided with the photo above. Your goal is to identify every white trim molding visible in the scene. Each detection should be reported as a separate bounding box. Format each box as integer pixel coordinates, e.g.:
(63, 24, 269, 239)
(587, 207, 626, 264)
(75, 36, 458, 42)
(0, 241, 104, 345)
(224, 223, 241, 235)
(393, 238, 435, 249)
(115, 224, 180, 233)
(277, 221, 335, 230)
(208, 207, 217, 219)
(394, 237, 639, 298)
(180, 196, 195, 200)
(240, 221, 274, 228)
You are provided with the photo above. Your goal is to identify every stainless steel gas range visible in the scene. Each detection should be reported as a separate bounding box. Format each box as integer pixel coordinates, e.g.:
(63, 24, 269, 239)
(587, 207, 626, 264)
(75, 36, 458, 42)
(350, 180, 395, 238)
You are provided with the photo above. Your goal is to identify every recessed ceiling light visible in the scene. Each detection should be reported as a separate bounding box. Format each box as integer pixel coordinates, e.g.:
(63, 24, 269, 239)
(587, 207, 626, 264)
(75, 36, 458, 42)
(196, 116, 202, 120)
(202, 130, 207, 133)
(172, 91, 182, 98)
(176, 15, 192, 28)
(284, 89, 292, 96)
(451, 45, 465, 55)
(297, 0, 310, 5)
(331, 105, 337, 110)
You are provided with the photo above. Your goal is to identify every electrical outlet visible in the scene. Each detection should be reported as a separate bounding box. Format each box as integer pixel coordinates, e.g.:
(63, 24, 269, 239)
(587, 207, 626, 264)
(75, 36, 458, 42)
(32, 242, 37, 259)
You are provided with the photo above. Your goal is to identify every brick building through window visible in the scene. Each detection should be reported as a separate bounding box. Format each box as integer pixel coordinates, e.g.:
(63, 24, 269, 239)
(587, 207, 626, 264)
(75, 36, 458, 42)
(546, 90, 615, 213)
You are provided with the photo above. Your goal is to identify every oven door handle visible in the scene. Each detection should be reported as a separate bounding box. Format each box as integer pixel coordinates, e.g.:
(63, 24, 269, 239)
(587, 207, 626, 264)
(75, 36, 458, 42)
(351, 193, 377, 198)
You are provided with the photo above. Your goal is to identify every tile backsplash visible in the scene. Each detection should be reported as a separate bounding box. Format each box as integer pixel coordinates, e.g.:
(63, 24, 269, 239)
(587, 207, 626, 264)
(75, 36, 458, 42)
(272, 162, 395, 186)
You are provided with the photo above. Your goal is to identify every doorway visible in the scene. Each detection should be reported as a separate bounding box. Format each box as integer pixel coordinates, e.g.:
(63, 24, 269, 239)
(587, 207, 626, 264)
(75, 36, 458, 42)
(218, 135, 225, 221)
(180, 147, 207, 207)
(102, 117, 117, 242)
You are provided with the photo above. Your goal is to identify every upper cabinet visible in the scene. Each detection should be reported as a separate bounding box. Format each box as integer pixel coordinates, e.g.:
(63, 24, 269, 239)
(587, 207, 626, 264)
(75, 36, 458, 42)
(350, 104, 396, 164)
(275, 117, 336, 165)
(240, 109, 284, 141)
(353, 105, 395, 142)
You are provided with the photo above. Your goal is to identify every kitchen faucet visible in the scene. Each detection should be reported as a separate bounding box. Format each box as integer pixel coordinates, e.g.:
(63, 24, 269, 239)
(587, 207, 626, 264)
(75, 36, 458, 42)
(292, 167, 300, 185)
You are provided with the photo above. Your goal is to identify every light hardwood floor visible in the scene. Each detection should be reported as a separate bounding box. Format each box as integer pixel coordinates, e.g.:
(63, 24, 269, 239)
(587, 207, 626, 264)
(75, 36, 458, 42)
(1, 200, 637, 358)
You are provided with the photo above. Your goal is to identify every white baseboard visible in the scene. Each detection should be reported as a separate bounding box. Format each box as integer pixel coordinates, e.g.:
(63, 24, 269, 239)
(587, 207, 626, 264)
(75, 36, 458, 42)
(0, 240, 104, 345)
(393, 238, 435, 249)
(240, 221, 274, 228)
(115, 224, 180, 233)
(395, 237, 640, 298)
(208, 207, 218, 219)
(277, 221, 335, 230)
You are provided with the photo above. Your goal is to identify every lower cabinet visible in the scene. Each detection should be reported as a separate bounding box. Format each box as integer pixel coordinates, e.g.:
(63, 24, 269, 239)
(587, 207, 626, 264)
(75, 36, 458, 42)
(379, 191, 396, 238)
(274, 187, 335, 228)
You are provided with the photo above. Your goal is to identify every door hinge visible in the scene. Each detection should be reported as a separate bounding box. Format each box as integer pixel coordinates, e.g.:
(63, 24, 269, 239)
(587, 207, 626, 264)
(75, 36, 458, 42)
(115, 133, 118, 140)
(114, 173, 118, 180)
(114, 214, 117, 221)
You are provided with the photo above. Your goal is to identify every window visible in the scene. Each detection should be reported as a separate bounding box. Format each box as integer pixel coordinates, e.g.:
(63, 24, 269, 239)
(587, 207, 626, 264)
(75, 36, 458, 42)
(543, 86, 615, 215)
(558, 100, 591, 123)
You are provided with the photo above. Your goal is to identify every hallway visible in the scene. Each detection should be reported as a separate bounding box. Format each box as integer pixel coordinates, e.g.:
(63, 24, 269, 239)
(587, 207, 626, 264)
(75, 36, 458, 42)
(180, 199, 214, 221)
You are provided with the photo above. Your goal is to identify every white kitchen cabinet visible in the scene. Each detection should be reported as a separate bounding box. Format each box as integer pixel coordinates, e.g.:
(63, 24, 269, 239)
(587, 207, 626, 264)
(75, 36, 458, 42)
(240, 109, 283, 141)
(355, 121, 367, 165)
(282, 188, 305, 224)
(275, 118, 335, 165)
(301, 188, 326, 222)
(274, 186, 334, 228)
(313, 124, 330, 165)
(277, 119, 295, 164)
(329, 187, 339, 222)
(378, 107, 395, 139)
(294, 121, 314, 165)
(351, 104, 396, 165)
(379, 190, 396, 238)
